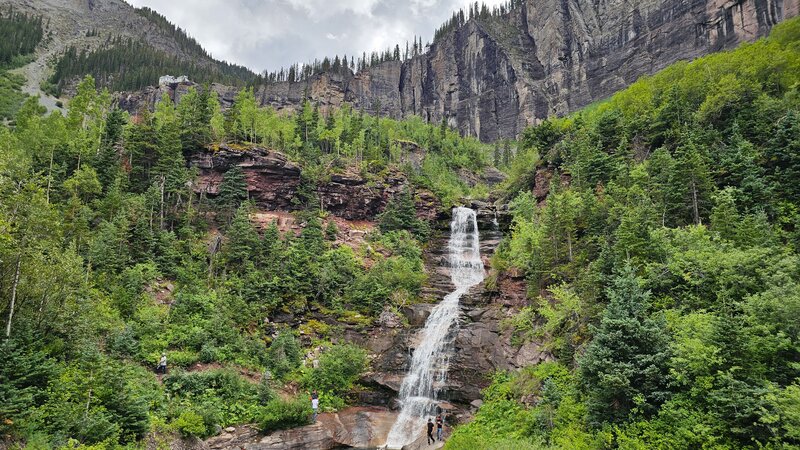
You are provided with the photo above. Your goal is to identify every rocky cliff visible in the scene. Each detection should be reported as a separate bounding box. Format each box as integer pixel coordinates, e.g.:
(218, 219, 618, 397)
(190, 145, 441, 222)
(133, 0, 797, 143)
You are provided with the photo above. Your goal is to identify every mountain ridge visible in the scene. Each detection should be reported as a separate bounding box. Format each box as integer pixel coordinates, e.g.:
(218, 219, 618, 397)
(7, 0, 800, 140)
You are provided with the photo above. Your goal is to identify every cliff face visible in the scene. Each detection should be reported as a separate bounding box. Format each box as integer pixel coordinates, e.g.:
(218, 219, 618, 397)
(181, 0, 795, 143)
(189, 145, 442, 222)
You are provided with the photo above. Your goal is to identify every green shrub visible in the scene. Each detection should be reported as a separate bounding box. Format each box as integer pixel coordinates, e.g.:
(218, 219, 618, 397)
(163, 369, 256, 401)
(164, 350, 200, 368)
(302, 344, 367, 396)
(172, 410, 206, 437)
(267, 331, 302, 380)
(257, 398, 311, 432)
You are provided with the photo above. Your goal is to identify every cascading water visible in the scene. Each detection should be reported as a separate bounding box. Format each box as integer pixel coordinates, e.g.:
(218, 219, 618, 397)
(385, 207, 484, 448)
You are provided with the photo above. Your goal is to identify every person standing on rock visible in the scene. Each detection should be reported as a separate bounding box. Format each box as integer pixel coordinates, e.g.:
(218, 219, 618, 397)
(436, 414, 443, 441)
(310, 390, 319, 422)
(427, 418, 435, 445)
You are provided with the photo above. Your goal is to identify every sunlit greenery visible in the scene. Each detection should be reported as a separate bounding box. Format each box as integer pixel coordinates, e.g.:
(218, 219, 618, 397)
(448, 16, 800, 450)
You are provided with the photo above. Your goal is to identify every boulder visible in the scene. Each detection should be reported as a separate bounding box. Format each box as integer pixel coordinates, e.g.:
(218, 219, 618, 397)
(255, 407, 396, 450)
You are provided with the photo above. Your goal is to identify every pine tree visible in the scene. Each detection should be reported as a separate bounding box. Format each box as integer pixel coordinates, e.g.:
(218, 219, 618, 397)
(96, 107, 126, 191)
(126, 108, 158, 192)
(580, 265, 671, 425)
(177, 85, 212, 151)
(216, 166, 248, 224)
(379, 189, 430, 240)
(223, 204, 260, 272)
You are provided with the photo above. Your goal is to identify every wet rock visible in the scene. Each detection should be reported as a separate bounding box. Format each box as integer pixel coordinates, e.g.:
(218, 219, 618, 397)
(482, 167, 507, 186)
(401, 304, 433, 327)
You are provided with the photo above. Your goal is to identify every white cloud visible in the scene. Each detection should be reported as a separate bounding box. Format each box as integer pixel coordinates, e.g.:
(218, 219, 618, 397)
(125, 0, 507, 73)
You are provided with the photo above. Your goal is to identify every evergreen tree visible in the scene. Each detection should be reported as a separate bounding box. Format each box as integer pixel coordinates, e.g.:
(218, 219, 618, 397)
(223, 204, 260, 272)
(96, 107, 127, 191)
(126, 108, 158, 192)
(580, 265, 671, 425)
(216, 166, 248, 224)
(177, 85, 213, 151)
(379, 189, 430, 240)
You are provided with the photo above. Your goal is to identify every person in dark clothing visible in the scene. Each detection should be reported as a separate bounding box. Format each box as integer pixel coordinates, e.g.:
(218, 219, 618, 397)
(436, 414, 443, 441)
(427, 418, 435, 445)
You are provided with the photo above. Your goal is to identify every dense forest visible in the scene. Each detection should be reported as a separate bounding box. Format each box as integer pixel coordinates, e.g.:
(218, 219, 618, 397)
(0, 6, 43, 67)
(444, 16, 800, 450)
(0, 68, 490, 447)
(46, 37, 258, 97)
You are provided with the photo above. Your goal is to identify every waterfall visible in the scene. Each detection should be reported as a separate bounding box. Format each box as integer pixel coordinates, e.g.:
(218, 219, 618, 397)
(385, 207, 484, 448)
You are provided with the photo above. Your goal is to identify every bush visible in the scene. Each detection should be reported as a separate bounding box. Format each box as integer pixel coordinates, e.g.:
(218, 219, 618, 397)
(172, 410, 207, 437)
(303, 344, 367, 396)
(163, 369, 256, 402)
(164, 350, 200, 368)
(257, 398, 311, 432)
(267, 331, 302, 380)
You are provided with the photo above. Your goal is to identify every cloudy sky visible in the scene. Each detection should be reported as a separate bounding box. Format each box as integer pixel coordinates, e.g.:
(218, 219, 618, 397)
(126, 0, 506, 73)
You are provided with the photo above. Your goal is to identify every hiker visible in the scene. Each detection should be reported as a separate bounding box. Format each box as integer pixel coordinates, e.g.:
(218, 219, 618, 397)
(311, 390, 319, 421)
(427, 418, 435, 445)
(156, 353, 167, 374)
(436, 414, 443, 441)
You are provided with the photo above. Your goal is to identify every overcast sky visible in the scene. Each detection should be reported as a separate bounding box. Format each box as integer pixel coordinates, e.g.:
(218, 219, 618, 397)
(126, 0, 506, 73)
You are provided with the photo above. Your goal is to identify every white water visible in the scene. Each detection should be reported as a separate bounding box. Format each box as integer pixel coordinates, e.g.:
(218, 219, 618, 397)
(385, 207, 484, 448)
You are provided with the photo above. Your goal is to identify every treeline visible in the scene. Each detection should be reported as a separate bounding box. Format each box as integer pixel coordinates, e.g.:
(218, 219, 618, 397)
(265, 0, 530, 85)
(0, 6, 44, 65)
(224, 88, 488, 204)
(47, 37, 257, 96)
(134, 6, 216, 61)
(446, 16, 800, 450)
(433, 0, 525, 41)
(262, 41, 419, 84)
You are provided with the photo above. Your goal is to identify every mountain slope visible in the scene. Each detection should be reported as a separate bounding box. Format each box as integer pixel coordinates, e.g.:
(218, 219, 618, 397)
(7, 0, 799, 139)
(4, 0, 255, 108)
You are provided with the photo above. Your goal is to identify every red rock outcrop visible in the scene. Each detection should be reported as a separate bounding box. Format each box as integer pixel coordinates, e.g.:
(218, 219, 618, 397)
(190, 145, 441, 221)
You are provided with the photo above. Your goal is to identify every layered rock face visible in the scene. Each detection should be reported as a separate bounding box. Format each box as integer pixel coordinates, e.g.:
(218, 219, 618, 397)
(189, 145, 440, 221)
(147, 0, 795, 143)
